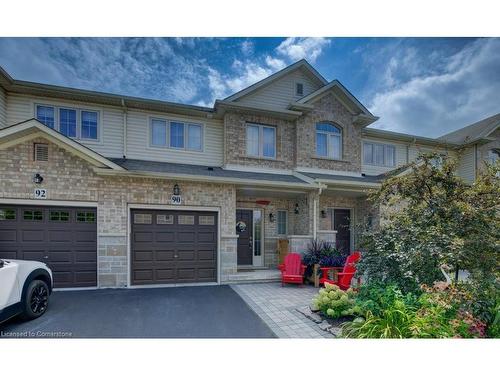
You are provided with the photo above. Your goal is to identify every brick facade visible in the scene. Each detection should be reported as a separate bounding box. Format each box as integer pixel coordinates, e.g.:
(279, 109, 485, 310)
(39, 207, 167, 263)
(296, 93, 362, 172)
(0, 137, 238, 287)
(223, 112, 296, 170)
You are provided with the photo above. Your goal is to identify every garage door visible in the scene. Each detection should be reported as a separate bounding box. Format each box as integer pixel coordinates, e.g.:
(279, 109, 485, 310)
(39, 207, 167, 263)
(131, 209, 218, 285)
(0, 205, 97, 288)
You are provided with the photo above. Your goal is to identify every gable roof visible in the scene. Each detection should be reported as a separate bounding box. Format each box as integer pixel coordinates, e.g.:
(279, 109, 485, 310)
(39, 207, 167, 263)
(224, 59, 328, 102)
(292, 79, 378, 126)
(438, 113, 500, 145)
(0, 119, 125, 170)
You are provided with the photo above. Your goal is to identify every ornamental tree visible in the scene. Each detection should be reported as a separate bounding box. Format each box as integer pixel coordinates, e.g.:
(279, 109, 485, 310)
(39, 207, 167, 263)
(358, 152, 500, 293)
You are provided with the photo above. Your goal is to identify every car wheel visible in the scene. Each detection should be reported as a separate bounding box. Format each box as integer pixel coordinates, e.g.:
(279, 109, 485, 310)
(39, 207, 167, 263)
(20, 279, 50, 320)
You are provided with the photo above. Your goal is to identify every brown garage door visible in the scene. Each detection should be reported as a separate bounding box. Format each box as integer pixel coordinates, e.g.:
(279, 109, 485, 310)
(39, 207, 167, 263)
(131, 209, 217, 285)
(0, 205, 97, 288)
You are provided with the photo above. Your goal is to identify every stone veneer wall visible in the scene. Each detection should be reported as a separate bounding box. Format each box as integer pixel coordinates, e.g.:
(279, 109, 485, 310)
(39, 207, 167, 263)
(223, 112, 296, 170)
(0, 137, 237, 287)
(296, 93, 362, 173)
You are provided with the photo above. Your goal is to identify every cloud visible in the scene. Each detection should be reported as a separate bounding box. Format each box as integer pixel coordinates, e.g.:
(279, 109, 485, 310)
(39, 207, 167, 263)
(368, 38, 500, 137)
(265, 55, 286, 70)
(241, 40, 254, 56)
(276, 37, 330, 62)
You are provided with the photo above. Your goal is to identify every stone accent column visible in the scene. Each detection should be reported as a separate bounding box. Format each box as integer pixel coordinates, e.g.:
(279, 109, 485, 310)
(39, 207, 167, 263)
(220, 235, 238, 283)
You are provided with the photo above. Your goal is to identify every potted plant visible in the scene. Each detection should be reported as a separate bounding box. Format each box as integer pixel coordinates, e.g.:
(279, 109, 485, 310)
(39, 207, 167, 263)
(302, 240, 346, 286)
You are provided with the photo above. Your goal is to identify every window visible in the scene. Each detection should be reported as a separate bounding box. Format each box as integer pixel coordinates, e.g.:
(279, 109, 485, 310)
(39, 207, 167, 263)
(178, 215, 195, 225)
(316, 123, 342, 159)
(23, 210, 43, 221)
(133, 213, 152, 224)
(157, 214, 174, 225)
(199, 216, 215, 225)
(488, 149, 499, 164)
(81, 111, 98, 140)
(296, 82, 304, 96)
(50, 211, 70, 221)
(151, 119, 167, 146)
(169, 122, 184, 148)
(36, 106, 55, 128)
(0, 209, 16, 220)
(187, 124, 202, 151)
(246, 123, 276, 158)
(59, 108, 77, 137)
(36, 104, 99, 140)
(277, 210, 287, 235)
(363, 142, 395, 167)
(77, 212, 96, 223)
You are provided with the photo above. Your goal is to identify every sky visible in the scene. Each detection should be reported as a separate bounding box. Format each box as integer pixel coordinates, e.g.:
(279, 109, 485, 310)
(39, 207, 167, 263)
(0, 37, 498, 137)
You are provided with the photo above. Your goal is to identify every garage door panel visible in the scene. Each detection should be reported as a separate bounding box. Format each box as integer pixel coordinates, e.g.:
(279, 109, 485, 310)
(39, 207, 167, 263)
(131, 209, 217, 285)
(134, 232, 154, 242)
(155, 250, 175, 261)
(21, 230, 45, 242)
(155, 232, 175, 242)
(0, 205, 97, 288)
(0, 229, 17, 242)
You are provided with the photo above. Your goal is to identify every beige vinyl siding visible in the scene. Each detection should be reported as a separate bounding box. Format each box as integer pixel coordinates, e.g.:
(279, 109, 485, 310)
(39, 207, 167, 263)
(361, 137, 407, 175)
(5, 93, 124, 158)
(235, 69, 323, 110)
(0, 87, 6, 128)
(125, 109, 223, 166)
(456, 146, 476, 183)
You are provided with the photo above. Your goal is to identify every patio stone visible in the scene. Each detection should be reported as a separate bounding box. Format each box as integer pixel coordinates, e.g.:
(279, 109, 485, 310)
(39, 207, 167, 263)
(231, 282, 328, 339)
(318, 321, 332, 331)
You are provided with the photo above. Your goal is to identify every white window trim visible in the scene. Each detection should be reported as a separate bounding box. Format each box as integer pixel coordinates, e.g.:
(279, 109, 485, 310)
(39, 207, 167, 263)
(245, 123, 277, 159)
(34, 103, 102, 143)
(316, 124, 343, 160)
(277, 209, 288, 235)
(363, 141, 396, 167)
(148, 117, 204, 152)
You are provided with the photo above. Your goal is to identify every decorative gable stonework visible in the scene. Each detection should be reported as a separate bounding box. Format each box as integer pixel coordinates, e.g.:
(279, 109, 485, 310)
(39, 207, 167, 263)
(296, 93, 362, 172)
(223, 111, 296, 170)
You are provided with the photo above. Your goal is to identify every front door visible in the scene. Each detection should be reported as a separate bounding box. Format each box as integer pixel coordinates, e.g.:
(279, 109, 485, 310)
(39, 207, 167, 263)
(333, 209, 351, 254)
(236, 209, 253, 265)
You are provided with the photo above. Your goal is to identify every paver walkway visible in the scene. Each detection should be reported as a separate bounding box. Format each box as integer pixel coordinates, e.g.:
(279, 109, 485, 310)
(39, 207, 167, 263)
(231, 282, 330, 338)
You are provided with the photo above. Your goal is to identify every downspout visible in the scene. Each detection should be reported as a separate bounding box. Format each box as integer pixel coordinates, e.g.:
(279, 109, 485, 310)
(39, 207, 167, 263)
(121, 99, 127, 159)
(313, 184, 324, 240)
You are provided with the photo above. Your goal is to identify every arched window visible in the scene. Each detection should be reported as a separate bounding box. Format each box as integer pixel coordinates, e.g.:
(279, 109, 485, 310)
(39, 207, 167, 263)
(316, 122, 342, 159)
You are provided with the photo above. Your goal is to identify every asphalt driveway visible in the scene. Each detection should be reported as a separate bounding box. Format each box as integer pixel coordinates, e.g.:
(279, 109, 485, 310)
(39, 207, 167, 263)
(0, 285, 275, 338)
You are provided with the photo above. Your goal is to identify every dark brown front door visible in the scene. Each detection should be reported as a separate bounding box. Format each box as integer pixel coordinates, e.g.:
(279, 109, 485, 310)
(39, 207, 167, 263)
(333, 209, 351, 254)
(131, 209, 217, 285)
(236, 209, 253, 265)
(0, 205, 97, 288)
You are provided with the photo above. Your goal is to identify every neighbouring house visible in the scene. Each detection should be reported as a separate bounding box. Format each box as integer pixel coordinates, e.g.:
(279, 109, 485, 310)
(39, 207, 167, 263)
(0, 60, 498, 289)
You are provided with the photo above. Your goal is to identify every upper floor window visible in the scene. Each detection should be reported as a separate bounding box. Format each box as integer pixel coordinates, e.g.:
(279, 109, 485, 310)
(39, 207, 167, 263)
(36, 106, 55, 128)
(363, 142, 395, 167)
(295, 82, 304, 96)
(488, 149, 499, 164)
(246, 123, 276, 159)
(150, 118, 203, 151)
(35, 104, 99, 140)
(316, 122, 342, 159)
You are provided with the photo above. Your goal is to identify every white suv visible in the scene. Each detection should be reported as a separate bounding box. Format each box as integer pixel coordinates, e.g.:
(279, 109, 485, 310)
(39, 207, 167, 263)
(0, 259, 53, 324)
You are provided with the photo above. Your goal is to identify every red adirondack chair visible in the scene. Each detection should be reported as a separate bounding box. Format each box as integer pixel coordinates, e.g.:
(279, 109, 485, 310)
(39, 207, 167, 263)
(278, 253, 307, 286)
(320, 251, 361, 290)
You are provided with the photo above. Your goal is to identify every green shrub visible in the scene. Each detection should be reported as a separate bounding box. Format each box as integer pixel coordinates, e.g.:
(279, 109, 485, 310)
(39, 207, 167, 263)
(355, 283, 419, 317)
(312, 283, 359, 319)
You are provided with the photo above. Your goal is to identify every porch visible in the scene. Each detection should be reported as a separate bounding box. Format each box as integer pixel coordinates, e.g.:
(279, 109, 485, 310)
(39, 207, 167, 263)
(225, 184, 375, 283)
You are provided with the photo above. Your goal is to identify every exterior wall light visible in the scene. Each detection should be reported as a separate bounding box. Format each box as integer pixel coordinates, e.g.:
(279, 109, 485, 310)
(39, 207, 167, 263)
(269, 212, 275, 222)
(173, 184, 180, 195)
(33, 173, 44, 184)
(321, 210, 327, 218)
(294, 203, 300, 214)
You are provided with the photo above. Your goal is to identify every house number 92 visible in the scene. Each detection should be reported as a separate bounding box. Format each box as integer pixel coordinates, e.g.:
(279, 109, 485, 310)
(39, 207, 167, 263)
(34, 188, 47, 199)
